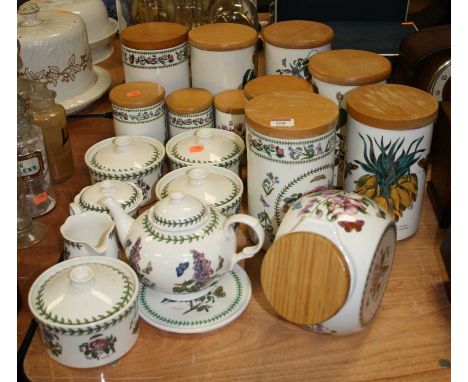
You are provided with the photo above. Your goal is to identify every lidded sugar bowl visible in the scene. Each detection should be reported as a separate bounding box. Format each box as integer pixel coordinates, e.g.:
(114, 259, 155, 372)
(103, 191, 264, 300)
(261, 190, 396, 335)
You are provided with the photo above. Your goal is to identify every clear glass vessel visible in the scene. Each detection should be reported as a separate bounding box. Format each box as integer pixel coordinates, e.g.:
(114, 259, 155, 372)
(209, 0, 258, 30)
(17, 95, 56, 217)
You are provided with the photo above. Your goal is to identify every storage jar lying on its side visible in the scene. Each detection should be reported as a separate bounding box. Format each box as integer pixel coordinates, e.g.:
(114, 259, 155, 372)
(109, 81, 166, 144)
(261, 190, 396, 335)
(166, 87, 214, 138)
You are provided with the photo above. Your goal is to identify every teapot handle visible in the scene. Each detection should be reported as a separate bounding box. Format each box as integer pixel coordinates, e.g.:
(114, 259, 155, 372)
(224, 214, 265, 268)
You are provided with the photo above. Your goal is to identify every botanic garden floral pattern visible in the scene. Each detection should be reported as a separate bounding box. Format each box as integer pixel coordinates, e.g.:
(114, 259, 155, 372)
(290, 190, 387, 233)
(126, 237, 155, 288)
(113, 103, 164, 124)
(168, 109, 213, 130)
(79, 333, 117, 360)
(135, 178, 151, 201)
(173, 250, 222, 294)
(218, 121, 245, 136)
(275, 50, 319, 80)
(349, 134, 425, 221)
(162, 286, 226, 315)
(40, 326, 62, 357)
(122, 43, 188, 69)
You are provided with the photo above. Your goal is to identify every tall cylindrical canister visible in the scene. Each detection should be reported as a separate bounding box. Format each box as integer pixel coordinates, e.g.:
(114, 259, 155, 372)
(308, 50, 392, 188)
(109, 81, 166, 144)
(262, 20, 334, 80)
(213, 89, 246, 137)
(120, 22, 190, 96)
(188, 23, 258, 96)
(243, 74, 313, 101)
(245, 91, 338, 249)
(344, 84, 438, 240)
(165, 88, 214, 138)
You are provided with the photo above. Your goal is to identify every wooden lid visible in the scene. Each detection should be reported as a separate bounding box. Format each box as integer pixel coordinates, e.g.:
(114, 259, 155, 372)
(245, 91, 338, 139)
(244, 75, 313, 100)
(166, 88, 213, 114)
(347, 84, 439, 130)
(308, 49, 392, 86)
(121, 22, 188, 50)
(188, 23, 258, 51)
(109, 82, 165, 108)
(213, 89, 246, 115)
(262, 20, 334, 49)
(261, 232, 350, 325)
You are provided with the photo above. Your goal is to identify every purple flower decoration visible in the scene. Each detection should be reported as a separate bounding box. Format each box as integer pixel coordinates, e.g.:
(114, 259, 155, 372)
(191, 250, 214, 285)
(275, 146, 285, 158)
(129, 237, 142, 272)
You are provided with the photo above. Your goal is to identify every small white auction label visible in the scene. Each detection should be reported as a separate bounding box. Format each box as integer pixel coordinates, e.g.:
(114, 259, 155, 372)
(270, 119, 295, 127)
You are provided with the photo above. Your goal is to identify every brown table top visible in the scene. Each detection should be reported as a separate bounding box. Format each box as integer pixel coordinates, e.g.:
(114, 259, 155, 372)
(18, 38, 451, 382)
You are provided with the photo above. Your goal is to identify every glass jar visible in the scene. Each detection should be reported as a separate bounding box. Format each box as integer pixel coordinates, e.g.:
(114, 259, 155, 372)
(17, 95, 56, 217)
(115, 0, 176, 33)
(27, 85, 75, 183)
(209, 0, 258, 30)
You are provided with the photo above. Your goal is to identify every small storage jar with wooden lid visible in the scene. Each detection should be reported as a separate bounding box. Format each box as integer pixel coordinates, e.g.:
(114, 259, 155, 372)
(109, 81, 166, 144)
(245, 91, 338, 250)
(214, 89, 246, 137)
(188, 23, 258, 96)
(262, 20, 334, 80)
(343, 84, 438, 240)
(166, 88, 214, 138)
(243, 74, 313, 101)
(120, 22, 190, 96)
(308, 49, 392, 188)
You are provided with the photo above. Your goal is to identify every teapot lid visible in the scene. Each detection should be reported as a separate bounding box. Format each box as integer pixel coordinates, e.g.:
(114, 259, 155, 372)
(156, 166, 243, 212)
(28, 257, 138, 327)
(77, 180, 143, 214)
(151, 192, 210, 231)
(261, 231, 350, 325)
(166, 128, 245, 167)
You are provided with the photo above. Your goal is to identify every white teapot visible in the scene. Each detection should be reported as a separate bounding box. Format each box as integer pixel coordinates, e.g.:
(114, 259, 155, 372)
(103, 192, 264, 300)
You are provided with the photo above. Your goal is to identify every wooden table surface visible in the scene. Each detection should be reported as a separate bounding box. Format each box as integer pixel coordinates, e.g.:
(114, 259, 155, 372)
(18, 38, 451, 382)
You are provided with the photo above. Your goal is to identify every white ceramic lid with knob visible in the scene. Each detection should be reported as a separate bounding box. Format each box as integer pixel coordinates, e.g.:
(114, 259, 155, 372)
(28, 256, 138, 326)
(166, 128, 245, 168)
(85, 136, 165, 177)
(156, 166, 243, 215)
(71, 180, 143, 216)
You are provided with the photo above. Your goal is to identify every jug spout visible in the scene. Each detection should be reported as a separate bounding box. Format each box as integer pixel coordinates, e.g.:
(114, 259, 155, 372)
(102, 196, 135, 251)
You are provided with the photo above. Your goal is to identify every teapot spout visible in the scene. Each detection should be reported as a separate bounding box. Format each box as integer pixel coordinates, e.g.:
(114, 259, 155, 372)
(102, 196, 135, 251)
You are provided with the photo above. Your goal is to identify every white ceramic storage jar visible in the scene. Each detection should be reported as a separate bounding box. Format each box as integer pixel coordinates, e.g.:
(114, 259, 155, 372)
(188, 23, 258, 96)
(213, 89, 247, 137)
(243, 74, 313, 101)
(28, 256, 140, 368)
(120, 22, 190, 96)
(85, 136, 165, 206)
(262, 20, 334, 80)
(261, 190, 397, 335)
(109, 81, 166, 144)
(165, 87, 214, 138)
(344, 84, 438, 240)
(166, 128, 245, 175)
(245, 91, 338, 249)
(308, 49, 392, 188)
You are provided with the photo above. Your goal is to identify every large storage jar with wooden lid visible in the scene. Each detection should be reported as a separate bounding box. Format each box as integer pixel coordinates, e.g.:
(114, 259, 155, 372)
(188, 23, 258, 96)
(262, 20, 334, 80)
(245, 91, 338, 249)
(243, 74, 313, 101)
(166, 88, 214, 138)
(109, 81, 166, 144)
(308, 49, 392, 188)
(120, 22, 189, 96)
(343, 84, 438, 240)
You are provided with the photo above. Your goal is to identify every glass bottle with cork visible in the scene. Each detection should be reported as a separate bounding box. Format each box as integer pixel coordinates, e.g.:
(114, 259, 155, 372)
(17, 94, 56, 217)
(27, 84, 74, 183)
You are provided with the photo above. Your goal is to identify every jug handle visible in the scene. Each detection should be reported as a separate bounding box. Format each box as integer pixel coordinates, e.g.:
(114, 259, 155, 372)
(224, 214, 265, 268)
